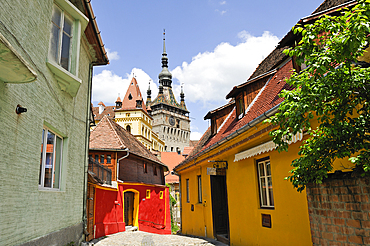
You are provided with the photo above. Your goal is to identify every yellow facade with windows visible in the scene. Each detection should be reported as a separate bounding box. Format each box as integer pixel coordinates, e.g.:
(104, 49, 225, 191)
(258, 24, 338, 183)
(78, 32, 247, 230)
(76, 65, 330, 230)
(175, 121, 313, 245)
(115, 109, 165, 152)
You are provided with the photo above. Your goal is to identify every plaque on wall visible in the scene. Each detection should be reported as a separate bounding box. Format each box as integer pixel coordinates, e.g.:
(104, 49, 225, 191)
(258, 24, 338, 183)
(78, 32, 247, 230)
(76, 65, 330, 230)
(262, 214, 272, 228)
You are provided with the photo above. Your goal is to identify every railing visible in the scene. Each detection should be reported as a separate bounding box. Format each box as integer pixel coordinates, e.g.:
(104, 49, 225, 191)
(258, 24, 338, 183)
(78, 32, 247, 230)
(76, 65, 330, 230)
(88, 156, 112, 185)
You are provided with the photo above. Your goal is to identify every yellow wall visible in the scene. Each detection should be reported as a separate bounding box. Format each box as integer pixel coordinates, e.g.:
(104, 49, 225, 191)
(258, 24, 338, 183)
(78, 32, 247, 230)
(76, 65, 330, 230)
(178, 124, 312, 245)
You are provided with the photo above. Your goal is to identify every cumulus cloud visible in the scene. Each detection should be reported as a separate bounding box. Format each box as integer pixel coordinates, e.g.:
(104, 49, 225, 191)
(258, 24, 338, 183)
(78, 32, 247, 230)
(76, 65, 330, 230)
(92, 68, 158, 106)
(220, 1, 226, 5)
(190, 131, 203, 141)
(106, 48, 120, 61)
(171, 31, 279, 107)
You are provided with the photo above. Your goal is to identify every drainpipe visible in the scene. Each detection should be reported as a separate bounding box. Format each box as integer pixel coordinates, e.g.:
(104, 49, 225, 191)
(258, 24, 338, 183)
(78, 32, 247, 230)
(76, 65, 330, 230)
(117, 148, 129, 182)
(171, 171, 182, 232)
(82, 63, 93, 240)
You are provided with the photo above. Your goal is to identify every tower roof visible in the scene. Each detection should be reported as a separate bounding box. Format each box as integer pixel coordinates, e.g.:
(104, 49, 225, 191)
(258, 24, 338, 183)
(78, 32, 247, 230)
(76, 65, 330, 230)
(119, 77, 148, 113)
(149, 32, 189, 113)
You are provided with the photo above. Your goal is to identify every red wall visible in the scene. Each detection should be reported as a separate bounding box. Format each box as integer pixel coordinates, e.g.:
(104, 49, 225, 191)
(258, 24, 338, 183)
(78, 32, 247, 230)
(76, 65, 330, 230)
(94, 187, 125, 238)
(93, 182, 171, 239)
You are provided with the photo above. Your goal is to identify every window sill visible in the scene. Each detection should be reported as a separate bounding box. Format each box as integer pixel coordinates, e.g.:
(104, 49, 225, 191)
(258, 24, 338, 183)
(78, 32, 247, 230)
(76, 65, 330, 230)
(0, 32, 37, 83)
(260, 207, 275, 210)
(39, 187, 62, 192)
(47, 60, 82, 97)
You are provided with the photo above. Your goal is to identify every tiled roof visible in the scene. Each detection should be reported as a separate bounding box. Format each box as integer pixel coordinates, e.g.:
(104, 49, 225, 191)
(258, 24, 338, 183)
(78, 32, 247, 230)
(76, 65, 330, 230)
(175, 59, 294, 170)
(150, 87, 189, 112)
(182, 147, 194, 156)
(120, 77, 148, 113)
(161, 152, 185, 183)
(90, 115, 168, 170)
(92, 105, 115, 121)
(189, 140, 199, 147)
(311, 0, 354, 14)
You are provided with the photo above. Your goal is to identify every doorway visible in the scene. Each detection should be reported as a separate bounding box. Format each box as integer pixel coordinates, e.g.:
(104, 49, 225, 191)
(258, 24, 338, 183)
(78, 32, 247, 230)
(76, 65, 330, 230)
(124, 191, 135, 226)
(210, 175, 229, 242)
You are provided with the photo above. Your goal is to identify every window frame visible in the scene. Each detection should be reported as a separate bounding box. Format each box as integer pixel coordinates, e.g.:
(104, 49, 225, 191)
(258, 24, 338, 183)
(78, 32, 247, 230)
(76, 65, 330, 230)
(46, 0, 89, 97)
(257, 157, 274, 208)
(39, 127, 63, 190)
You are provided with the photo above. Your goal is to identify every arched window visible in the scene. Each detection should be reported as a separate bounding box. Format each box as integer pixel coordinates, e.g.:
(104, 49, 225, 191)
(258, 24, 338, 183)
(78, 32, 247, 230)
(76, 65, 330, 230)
(126, 125, 131, 133)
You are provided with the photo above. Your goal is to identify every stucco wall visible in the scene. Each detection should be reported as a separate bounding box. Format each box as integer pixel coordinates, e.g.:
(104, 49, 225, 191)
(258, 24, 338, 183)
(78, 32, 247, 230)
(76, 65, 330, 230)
(179, 127, 312, 245)
(0, 0, 93, 245)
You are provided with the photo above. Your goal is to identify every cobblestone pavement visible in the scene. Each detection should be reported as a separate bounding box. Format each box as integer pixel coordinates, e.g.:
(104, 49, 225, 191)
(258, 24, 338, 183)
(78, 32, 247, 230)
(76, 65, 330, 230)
(91, 231, 228, 246)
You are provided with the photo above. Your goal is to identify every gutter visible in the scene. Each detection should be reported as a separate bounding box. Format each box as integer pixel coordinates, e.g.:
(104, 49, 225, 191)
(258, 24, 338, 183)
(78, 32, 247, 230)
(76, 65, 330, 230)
(175, 103, 281, 172)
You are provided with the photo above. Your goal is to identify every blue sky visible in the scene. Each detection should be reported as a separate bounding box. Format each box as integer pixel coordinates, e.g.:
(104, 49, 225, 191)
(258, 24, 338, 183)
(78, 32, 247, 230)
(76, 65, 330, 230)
(91, 0, 324, 140)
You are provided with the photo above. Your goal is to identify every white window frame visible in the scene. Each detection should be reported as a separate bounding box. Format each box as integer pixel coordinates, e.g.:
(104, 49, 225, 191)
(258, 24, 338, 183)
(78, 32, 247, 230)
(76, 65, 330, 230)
(46, 0, 88, 97)
(257, 158, 274, 208)
(39, 127, 63, 190)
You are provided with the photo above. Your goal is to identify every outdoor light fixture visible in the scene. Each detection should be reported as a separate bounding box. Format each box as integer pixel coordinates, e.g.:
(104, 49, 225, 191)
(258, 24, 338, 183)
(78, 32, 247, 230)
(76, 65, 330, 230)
(16, 105, 27, 114)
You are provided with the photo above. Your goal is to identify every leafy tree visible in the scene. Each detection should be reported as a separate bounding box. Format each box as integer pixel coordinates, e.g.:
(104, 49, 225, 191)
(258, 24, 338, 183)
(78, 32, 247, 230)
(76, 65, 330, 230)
(266, 0, 370, 191)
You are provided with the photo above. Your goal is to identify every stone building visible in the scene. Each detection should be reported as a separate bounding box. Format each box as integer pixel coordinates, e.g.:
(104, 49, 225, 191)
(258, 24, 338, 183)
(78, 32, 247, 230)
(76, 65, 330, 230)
(147, 34, 191, 152)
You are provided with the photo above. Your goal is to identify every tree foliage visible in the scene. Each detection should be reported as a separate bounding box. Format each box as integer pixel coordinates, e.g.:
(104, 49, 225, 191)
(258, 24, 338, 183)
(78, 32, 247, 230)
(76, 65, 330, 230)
(266, 0, 370, 191)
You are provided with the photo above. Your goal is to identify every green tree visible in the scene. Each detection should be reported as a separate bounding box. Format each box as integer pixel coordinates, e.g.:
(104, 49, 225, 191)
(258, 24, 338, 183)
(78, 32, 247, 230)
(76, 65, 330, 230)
(266, 0, 370, 191)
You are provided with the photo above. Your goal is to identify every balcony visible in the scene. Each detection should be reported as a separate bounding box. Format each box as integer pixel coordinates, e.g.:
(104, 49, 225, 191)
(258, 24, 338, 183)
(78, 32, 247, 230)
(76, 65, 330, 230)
(88, 157, 112, 185)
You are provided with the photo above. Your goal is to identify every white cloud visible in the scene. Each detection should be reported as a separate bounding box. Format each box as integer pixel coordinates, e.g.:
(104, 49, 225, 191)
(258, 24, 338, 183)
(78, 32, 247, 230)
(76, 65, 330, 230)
(92, 68, 158, 106)
(215, 9, 227, 15)
(171, 31, 279, 107)
(220, 1, 226, 5)
(106, 48, 120, 61)
(190, 131, 203, 141)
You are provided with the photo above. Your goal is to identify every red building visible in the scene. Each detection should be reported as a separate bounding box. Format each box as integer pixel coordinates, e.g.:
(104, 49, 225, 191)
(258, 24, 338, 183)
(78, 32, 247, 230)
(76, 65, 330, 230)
(87, 116, 171, 240)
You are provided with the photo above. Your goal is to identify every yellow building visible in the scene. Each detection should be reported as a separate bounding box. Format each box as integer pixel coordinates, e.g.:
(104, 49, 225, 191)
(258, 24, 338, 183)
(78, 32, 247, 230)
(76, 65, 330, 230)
(92, 77, 165, 152)
(174, 47, 313, 245)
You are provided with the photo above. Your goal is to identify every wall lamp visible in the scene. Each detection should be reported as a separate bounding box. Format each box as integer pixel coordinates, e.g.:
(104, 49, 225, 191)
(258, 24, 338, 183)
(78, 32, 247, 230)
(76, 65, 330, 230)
(16, 105, 27, 114)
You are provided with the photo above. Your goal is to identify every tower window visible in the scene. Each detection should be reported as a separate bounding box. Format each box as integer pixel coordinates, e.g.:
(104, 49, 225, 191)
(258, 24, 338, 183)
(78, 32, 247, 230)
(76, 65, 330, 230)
(126, 125, 131, 133)
(128, 93, 133, 100)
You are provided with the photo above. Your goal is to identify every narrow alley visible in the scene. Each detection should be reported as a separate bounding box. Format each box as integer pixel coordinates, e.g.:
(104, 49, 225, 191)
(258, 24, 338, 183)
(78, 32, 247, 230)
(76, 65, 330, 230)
(90, 231, 228, 246)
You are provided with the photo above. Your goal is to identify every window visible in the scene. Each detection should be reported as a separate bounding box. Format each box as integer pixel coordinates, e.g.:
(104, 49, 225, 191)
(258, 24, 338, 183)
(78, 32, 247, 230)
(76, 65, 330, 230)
(95, 155, 98, 163)
(126, 125, 131, 133)
(237, 96, 244, 119)
(39, 128, 63, 189)
(46, 0, 88, 97)
(49, 4, 73, 71)
(159, 191, 164, 199)
(100, 155, 104, 163)
(186, 179, 190, 203)
(146, 189, 151, 199)
(144, 163, 147, 173)
(107, 155, 111, 164)
(257, 158, 274, 208)
(154, 166, 157, 176)
(197, 175, 202, 203)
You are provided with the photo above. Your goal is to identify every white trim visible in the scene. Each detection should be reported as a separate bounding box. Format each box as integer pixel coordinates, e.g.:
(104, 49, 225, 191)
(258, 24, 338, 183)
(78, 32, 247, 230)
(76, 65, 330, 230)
(234, 132, 303, 162)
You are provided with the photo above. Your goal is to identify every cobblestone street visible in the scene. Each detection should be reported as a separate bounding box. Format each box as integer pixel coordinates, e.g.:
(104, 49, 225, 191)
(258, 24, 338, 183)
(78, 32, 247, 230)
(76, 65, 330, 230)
(91, 231, 228, 246)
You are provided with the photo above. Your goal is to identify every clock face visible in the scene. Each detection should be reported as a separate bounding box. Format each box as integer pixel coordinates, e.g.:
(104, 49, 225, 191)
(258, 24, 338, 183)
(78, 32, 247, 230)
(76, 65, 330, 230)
(169, 116, 175, 126)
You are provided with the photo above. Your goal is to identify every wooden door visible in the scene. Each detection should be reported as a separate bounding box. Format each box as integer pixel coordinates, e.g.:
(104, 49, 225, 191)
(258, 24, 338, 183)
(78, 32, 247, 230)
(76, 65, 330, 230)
(86, 183, 95, 241)
(210, 175, 229, 236)
(124, 192, 134, 226)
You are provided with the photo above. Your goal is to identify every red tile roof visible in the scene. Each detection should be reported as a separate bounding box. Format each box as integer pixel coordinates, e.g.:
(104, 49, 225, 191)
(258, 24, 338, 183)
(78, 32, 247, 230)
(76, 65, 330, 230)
(92, 105, 115, 121)
(120, 77, 148, 113)
(90, 115, 168, 170)
(161, 152, 185, 183)
(175, 58, 294, 170)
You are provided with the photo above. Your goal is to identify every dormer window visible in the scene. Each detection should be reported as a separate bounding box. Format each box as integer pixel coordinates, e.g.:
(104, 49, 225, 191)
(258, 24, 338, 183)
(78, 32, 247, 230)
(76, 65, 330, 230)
(211, 118, 217, 135)
(237, 95, 244, 120)
(128, 93, 132, 100)
(136, 100, 142, 108)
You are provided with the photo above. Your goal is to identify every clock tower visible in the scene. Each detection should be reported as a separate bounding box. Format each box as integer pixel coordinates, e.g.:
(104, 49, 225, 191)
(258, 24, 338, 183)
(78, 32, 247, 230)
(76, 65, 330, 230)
(147, 32, 190, 152)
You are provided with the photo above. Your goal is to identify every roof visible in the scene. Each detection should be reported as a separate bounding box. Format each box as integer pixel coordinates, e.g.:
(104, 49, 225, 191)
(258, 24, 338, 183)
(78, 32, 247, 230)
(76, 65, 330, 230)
(82, 0, 109, 65)
(119, 77, 148, 113)
(175, 59, 294, 171)
(189, 140, 199, 148)
(90, 115, 168, 170)
(204, 99, 235, 120)
(161, 152, 185, 183)
(92, 105, 115, 121)
(150, 86, 189, 112)
(311, 0, 354, 15)
(182, 147, 194, 156)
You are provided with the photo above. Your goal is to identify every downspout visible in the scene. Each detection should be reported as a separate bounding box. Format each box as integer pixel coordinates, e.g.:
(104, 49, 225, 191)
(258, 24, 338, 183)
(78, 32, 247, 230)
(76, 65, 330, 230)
(117, 148, 129, 182)
(82, 63, 93, 240)
(171, 171, 182, 232)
